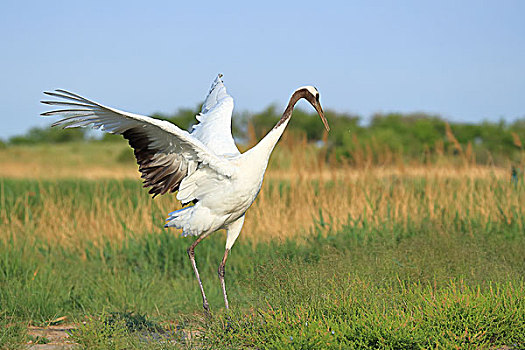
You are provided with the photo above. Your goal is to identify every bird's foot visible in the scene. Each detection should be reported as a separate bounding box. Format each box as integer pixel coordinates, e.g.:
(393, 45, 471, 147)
(203, 300, 211, 314)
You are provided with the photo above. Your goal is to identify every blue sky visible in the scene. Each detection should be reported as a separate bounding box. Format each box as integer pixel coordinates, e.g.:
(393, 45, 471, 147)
(1, 0, 524, 139)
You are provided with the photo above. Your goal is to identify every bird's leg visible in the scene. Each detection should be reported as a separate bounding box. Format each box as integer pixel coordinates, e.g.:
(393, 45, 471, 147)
(187, 235, 210, 312)
(218, 248, 231, 309)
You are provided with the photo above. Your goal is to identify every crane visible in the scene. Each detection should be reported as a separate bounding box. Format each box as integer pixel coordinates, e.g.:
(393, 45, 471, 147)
(41, 74, 329, 311)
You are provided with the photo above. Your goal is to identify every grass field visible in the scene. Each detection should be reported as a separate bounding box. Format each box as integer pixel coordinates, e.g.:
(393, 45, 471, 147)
(1, 142, 525, 349)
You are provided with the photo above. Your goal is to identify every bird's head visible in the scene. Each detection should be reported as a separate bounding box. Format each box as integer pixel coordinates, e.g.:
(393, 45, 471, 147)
(294, 86, 330, 131)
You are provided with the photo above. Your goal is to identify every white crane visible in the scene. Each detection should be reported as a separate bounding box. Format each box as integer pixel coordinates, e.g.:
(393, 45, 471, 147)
(41, 74, 329, 311)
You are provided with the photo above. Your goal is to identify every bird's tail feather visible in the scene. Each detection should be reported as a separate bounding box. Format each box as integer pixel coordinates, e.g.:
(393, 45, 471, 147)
(165, 205, 214, 237)
(165, 206, 195, 236)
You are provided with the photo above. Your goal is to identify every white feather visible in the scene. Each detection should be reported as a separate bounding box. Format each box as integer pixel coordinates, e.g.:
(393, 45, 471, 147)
(44, 90, 233, 177)
(191, 74, 240, 156)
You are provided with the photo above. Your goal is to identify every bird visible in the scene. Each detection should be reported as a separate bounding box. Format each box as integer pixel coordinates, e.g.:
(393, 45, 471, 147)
(41, 74, 329, 312)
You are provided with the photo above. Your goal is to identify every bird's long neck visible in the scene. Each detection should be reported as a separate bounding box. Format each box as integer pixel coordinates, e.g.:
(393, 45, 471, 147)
(246, 90, 306, 162)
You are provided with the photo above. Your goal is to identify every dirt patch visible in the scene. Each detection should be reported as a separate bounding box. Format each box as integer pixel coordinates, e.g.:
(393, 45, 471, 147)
(27, 325, 78, 349)
(25, 323, 201, 349)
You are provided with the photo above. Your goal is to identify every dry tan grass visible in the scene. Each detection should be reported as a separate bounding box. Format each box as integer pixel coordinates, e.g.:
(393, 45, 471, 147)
(1, 142, 523, 249)
(0, 140, 509, 180)
(0, 142, 138, 179)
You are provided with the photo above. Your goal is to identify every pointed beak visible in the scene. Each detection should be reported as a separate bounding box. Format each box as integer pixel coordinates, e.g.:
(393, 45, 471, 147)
(314, 101, 330, 132)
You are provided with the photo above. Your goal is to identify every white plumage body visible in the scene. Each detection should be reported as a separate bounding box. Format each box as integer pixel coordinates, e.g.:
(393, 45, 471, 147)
(167, 124, 285, 245)
(168, 156, 262, 237)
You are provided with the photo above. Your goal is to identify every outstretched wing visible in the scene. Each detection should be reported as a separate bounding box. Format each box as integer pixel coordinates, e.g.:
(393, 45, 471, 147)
(41, 89, 234, 198)
(190, 74, 240, 156)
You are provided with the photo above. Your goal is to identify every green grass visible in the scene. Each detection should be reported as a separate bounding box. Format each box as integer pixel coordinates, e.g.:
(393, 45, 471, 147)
(1, 178, 525, 349)
(0, 314, 27, 350)
(68, 311, 188, 349)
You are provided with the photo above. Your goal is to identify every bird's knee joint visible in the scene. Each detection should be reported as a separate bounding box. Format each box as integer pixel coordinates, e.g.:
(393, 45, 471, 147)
(187, 247, 194, 258)
(218, 264, 226, 278)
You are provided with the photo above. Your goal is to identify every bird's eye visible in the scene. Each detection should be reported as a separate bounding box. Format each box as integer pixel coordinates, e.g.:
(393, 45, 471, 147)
(316, 93, 320, 101)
